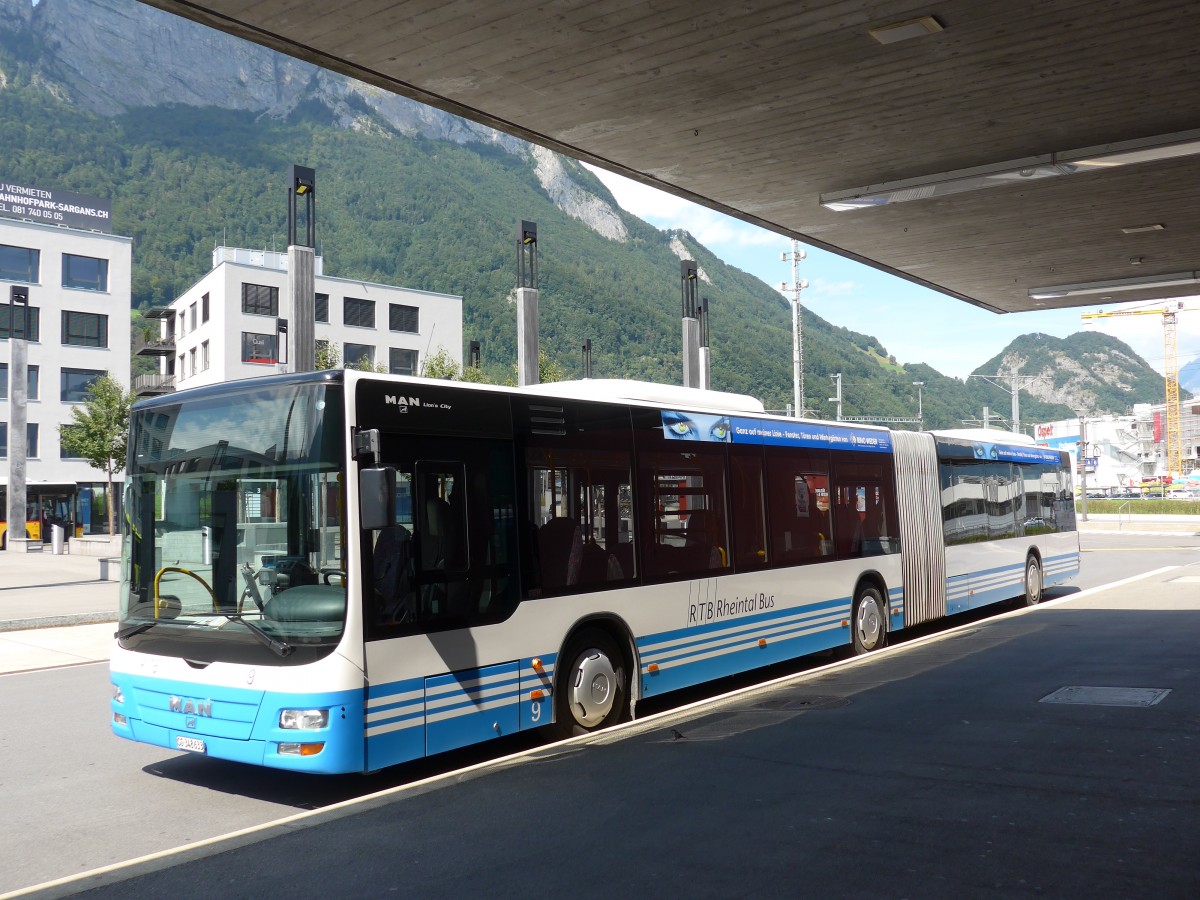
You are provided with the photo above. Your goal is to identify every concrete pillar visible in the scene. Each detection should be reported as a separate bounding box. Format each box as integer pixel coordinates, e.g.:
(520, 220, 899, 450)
(682, 317, 701, 389)
(289, 245, 316, 373)
(699, 345, 711, 391)
(6, 332, 27, 550)
(517, 286, 539, 386)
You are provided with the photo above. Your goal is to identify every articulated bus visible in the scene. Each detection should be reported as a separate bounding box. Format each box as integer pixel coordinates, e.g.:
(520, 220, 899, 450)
(110, 371, 1078, 773)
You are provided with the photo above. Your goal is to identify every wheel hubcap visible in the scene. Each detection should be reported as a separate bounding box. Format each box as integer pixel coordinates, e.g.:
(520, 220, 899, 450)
(856, 597, 883, 650)
(569, 648, 616, 725)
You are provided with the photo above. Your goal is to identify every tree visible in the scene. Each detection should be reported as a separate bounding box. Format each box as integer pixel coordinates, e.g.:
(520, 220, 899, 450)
(420, 346, 461, 380)
(315, 341, 342, 370)
(59, 375, 133, 536)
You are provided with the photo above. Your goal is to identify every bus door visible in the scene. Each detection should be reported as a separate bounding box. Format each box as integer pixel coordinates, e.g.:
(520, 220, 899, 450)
(361, 422, 520, 769)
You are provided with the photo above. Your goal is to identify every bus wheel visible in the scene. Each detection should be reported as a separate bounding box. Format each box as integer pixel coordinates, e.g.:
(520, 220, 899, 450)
(1022, 556, 1043, 606)
(553, 629, 627, 738)
(852, 585, 887, 655)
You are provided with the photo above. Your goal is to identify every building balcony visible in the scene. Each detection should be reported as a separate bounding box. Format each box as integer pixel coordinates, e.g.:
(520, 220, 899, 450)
(134, 334, 176, 356)
(131, 373, 175, 397)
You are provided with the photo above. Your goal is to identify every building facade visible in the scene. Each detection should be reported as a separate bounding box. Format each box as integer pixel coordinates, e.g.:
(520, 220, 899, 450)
(0, 213, 133, 540)
(1034, 401, 1200, 493)
(138, 247, 462, 392)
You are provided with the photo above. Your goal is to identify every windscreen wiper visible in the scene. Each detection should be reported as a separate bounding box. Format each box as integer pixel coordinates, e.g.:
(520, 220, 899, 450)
(115, 621, 157, 640)
(222, 614, 294, 658)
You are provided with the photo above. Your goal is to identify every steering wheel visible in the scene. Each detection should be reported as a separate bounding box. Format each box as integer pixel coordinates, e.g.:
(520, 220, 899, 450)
(153, 566, 217, 618)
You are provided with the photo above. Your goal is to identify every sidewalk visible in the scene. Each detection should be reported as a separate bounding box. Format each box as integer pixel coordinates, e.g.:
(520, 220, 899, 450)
(0, 549, 119, 629)
(1076, 512, 1200, 534)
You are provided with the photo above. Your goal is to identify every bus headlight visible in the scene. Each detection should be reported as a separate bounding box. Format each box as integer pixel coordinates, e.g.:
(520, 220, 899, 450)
(279, 708, 329, 730)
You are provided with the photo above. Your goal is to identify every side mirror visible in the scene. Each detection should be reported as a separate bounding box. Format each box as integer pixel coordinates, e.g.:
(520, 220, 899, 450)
(359, 467, 396, 531)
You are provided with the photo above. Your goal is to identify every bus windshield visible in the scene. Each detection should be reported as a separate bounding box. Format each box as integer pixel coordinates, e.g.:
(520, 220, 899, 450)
(118, 379, 346, 663)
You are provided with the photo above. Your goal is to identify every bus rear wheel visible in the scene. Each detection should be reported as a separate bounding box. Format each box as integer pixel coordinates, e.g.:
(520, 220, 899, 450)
(852, 585, 887, 655)
(552, 629, 628, 738)
(1021, 556, 1043, 607)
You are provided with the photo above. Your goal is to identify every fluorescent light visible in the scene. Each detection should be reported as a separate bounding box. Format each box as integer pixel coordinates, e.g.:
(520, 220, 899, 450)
(1028, 271, 1200, 300)
(869, 16, 943, 45)
(1121, 223, 1165, 234)
(822, 129, 1200, 211)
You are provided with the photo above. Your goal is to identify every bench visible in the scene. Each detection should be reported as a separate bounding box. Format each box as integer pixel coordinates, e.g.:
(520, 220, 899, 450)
(98, 557, 121, 581)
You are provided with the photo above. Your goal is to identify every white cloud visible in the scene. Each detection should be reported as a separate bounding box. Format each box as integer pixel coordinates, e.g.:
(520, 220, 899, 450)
(809, 278, 858, 298)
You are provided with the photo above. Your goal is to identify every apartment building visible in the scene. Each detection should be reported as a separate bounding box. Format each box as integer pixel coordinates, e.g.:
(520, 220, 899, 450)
(138, 247, 462, 392)
(0, 188, 132, 539)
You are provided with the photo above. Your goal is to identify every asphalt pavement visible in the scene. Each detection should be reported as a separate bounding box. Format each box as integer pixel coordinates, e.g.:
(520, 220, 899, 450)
(31, 540, 1200, 899)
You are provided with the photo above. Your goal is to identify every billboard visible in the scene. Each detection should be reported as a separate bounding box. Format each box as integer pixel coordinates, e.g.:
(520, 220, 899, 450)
(0, 178, 111, 232)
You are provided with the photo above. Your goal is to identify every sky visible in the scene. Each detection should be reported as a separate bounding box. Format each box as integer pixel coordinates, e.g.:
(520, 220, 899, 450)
(583, 165, 1200, 382)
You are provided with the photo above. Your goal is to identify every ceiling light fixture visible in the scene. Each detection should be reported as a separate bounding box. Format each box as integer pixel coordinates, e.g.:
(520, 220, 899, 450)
(1121, 223, 1165, 234)
(821, 130, 1200, 211)
(869, 16, 943, 45)
(1028, 271, 1200, 300)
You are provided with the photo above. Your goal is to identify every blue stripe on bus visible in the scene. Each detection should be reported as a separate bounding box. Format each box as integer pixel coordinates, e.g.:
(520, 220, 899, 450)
(636, 595, 855, 698)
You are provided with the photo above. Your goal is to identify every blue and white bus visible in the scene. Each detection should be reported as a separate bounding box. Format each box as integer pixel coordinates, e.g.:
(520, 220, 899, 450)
(110, 372, 1078, 773)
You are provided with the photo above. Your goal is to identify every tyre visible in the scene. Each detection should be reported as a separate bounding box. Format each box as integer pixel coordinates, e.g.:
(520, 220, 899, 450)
(1021, 556, 1043, 607)
(851, 584, 887, 655)
(551, 628, 628, 738)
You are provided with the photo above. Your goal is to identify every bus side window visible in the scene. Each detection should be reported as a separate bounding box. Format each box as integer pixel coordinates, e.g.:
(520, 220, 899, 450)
(765, 447, 831, 565)
(729, 449, 768, 570)
(518, 399, 636, 598)
(636, 447, 730, 580)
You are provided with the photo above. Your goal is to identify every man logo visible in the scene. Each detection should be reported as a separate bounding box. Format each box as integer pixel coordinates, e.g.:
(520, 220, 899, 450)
(384, 395, 421, 407)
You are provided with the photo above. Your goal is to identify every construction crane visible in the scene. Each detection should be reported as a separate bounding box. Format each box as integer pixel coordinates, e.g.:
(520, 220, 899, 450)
(1080, 300, 1197, 477)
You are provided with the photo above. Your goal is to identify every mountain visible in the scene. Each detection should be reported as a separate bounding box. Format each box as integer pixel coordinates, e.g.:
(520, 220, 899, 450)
(0, 0, 1174, 427)
(1181, 357, 1200, 395)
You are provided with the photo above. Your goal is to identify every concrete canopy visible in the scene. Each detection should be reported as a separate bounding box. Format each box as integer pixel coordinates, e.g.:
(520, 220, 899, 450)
(141, 0, 1200, 315)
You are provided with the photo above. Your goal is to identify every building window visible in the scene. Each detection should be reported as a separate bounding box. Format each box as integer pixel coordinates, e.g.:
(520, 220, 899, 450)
(242, 331, 278, 365)
(315, 293, 329, 323)
(61, 254, 109, 292)
(201, 340, 210, 371)
(0, 363, 39, 400)
(344, 342, 374, 368)
(389, 303, 419, 333)
(0, 304, 40, 341)
(344, 297, 375, 328)
(0, 423, 39, 458)
(61, 368, 105, 402)
(177, 354, 185, 379)
(0, 245, 39, 283)
(241, 283, 278, 317)
(189, 347, 197, 376)
(62, 310, 108, 348)
(201, 292, 210, 323)
(189, 302, 197, 331)
(389, 348, 418, 376)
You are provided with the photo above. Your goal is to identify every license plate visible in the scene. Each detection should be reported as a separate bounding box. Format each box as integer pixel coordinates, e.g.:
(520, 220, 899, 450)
(175, 735, 207, 753)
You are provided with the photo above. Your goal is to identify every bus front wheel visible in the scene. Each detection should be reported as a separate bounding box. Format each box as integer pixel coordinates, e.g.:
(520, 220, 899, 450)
(852, 585, 887, 655)
(1021, 556, 1043, 607)
(552, 629, 628, 738)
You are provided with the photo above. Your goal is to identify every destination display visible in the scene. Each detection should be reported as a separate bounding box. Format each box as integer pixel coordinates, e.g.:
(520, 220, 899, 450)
(0, 178, 111, 232)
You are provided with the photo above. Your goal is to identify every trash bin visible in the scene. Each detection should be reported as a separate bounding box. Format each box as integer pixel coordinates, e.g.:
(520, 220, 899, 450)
(51, 524, 65, 555)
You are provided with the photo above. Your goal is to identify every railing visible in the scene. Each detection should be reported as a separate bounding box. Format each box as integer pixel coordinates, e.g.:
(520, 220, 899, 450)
(134, 335, 176, 356)
(131, 373, 176, 395)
